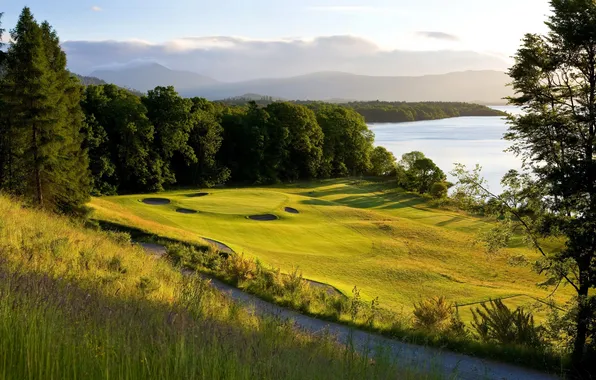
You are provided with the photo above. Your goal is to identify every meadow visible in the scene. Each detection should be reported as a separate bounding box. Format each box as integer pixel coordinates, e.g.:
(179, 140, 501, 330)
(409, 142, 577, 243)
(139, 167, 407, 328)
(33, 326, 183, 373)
(90, 178, 572, 322)
(0, 194, 426, 380)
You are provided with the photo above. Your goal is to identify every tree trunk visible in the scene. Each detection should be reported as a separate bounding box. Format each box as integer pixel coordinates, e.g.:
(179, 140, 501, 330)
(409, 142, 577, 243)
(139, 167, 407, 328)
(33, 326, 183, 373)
(32, 125, 43, 207)
(571, 284, 590, 378)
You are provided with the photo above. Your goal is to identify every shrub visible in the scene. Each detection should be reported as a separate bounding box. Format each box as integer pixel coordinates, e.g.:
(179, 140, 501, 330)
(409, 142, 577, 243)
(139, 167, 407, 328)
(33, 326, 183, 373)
(430, 182, 448, 199)
(471, 299, 543, 348)
(412, 296, 454, 332)
(223, 253, 256, 284)
(283, 267, 306, 294)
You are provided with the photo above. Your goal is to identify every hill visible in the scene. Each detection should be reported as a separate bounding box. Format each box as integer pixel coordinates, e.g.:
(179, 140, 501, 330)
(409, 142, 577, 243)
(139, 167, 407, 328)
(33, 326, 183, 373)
(90, 62, 220, 92)
(89, 178, 570, 320)
(91, 66, 511, 103)
(0, 194, 410, 379)
(187, 70, 509, 103)
(72, 73, 107, 86)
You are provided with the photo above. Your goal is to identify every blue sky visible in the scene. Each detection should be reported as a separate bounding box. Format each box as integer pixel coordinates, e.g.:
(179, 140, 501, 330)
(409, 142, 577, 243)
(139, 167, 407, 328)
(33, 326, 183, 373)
(3, 1, 550, 52)
(2, 1, 553, 79)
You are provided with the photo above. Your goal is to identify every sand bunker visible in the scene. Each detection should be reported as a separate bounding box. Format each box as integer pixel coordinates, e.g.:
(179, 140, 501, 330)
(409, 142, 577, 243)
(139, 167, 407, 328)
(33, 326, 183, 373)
(248, 214, 278, 221)
(142, 198, 171, 205)
(284, 207, 299, 214)
(186, 192, 209, 197)
(176, 208, 198, 214)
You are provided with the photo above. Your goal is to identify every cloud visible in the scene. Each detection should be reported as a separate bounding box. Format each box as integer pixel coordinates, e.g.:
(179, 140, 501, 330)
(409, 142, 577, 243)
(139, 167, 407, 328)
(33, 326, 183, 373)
(91, 6, 102, 12)
(62, 35, 509, 81)
(416, 31, 459, 41)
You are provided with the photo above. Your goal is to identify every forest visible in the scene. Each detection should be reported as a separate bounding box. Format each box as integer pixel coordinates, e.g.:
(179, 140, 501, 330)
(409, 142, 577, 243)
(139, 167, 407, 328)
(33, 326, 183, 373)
(220, 97, 506, 123)
(0, 8, 452, 207)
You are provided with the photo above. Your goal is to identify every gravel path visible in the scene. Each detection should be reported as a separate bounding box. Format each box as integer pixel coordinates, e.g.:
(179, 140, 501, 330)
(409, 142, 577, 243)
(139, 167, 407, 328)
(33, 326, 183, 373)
(138, 242, 559, 380)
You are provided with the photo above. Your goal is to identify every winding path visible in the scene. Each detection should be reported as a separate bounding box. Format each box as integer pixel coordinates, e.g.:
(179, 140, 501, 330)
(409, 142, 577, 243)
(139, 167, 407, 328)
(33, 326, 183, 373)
(138, 242, 559, 380)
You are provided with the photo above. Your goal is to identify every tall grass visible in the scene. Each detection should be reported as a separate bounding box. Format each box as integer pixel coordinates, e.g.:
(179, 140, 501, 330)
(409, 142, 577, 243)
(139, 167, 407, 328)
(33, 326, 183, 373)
(0, 195, 432, 380)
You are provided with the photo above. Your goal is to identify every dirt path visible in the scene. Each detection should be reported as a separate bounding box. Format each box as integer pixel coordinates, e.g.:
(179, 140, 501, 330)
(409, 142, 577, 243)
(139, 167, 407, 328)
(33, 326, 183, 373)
(138, 242, 559, 380)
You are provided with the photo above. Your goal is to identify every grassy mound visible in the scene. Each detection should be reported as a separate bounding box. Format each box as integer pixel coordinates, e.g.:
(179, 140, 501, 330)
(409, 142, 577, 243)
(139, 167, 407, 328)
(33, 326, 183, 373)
(0, 195, 426, 379)
(91, 179, 571, 321)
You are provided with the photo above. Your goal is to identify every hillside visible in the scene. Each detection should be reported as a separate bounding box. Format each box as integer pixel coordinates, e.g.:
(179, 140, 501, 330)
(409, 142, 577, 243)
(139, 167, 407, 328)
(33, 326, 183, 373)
(90, 65, 511, 103)
(0, 194, 414, 379)
(90, 63, 220, 92)
(89, 179, 570, 318)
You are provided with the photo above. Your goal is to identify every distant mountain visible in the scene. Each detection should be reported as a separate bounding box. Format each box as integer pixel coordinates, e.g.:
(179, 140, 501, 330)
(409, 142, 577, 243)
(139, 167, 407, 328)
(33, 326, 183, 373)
(180, 70, 512, 103)
(90, 65, 511, 103)
(90, 63, 220, 92)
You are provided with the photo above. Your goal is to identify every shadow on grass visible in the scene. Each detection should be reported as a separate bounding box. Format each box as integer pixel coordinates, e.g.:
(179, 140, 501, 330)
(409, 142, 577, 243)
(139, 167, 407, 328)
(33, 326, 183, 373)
(435, 216, 467, 227)
(299, 191, 429, 211)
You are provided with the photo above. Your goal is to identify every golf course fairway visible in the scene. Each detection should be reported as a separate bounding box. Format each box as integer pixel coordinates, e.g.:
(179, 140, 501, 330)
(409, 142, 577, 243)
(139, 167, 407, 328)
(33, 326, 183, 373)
(89, 178, 570, 321)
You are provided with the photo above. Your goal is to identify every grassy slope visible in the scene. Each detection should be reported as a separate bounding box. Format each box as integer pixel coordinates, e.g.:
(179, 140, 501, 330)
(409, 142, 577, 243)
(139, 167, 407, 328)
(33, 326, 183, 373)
(90, 179, 571, 321)
(0, 194, 424, 379)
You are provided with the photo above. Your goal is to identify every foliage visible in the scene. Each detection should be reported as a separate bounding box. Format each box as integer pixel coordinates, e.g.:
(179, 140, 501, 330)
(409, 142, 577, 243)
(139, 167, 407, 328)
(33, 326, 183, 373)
(220, 97, 505, 123)
(396, 151, 446, 194)
(0, 194, 419, 380)
(0, 8, 90, 214)
(369, 146, 397, 177)
(316, 105, 374, 177)
(471, 300, 543, 348)
(451, 1, 596, 374)
(429, 182, 449, 199)
(412, 296, 455, 332)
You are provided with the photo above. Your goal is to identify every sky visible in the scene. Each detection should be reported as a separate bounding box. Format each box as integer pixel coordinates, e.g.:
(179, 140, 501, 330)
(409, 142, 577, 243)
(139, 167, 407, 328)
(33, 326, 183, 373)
(1, 0, 553, 80)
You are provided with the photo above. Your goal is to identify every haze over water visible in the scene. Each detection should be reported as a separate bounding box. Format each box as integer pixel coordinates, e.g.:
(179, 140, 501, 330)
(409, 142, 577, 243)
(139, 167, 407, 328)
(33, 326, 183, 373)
(370, 106, 522, 194)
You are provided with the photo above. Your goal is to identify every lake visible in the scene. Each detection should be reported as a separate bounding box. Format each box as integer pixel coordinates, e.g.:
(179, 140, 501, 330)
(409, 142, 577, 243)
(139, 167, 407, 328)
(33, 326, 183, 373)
(369, 106, 522, 194)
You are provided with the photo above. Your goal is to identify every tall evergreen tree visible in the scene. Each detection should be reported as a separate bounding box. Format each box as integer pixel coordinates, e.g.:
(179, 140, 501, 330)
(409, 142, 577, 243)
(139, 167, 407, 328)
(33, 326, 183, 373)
(39, 21, 90, 213)
(0, 8, 90, 213)
(0, 12, 9, 188)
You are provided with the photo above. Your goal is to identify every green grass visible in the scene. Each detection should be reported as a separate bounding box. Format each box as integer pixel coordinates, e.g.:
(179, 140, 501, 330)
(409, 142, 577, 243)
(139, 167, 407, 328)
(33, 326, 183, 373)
(90, 178, 572, 321)
(0, 194, 430, 380)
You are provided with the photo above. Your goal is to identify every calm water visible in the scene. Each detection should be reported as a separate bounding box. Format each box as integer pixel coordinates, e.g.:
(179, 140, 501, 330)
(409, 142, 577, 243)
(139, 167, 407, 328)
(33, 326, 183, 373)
(369, 106, 522, 194)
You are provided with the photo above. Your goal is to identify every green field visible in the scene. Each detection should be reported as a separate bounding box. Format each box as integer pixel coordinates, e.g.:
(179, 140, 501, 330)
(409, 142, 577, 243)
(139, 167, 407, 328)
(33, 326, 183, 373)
(90, 178, 570, 320)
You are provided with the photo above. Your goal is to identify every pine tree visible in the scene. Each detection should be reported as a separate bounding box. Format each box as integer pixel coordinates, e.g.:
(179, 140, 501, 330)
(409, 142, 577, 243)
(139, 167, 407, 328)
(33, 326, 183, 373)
(39, 21, 90, 213)
(0, 12, 9, 188)
(1, 8, 90, 214)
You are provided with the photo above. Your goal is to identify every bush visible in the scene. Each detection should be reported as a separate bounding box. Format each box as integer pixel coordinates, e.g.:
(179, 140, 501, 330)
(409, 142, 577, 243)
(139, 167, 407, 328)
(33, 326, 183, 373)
(430, 182, 448, 199)
(471, 299, 543, 348)
(223, 253, 256, 284)
(412, 296, 454, 332)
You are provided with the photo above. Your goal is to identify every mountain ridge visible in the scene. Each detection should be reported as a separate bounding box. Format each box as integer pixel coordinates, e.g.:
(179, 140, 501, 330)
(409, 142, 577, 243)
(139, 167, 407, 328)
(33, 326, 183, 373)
(88, 63, 511, 103)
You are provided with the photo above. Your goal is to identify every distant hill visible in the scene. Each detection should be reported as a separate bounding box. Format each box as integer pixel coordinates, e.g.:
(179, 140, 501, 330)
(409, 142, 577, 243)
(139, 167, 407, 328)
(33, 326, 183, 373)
(182, 70, 512, 103)
(91, 66, 511, 103)
(90, 63, 220, 92)
(72, 73, 144, 96)
(72, 73, 107, 86)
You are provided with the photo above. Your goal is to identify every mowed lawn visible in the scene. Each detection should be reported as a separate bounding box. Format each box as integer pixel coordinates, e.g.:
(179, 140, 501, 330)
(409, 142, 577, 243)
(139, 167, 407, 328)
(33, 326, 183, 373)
(90, 178, 571, 320)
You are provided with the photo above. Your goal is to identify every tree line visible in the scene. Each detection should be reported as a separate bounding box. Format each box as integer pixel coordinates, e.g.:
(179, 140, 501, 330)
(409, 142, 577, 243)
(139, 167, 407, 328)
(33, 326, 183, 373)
(221, 97, 506, 123)
(0, 8, 399, 209)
